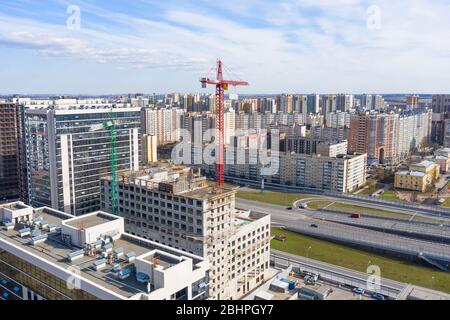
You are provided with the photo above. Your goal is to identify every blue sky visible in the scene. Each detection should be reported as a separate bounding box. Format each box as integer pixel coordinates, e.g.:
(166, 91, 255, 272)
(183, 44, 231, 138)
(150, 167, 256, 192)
(0, 0, 450, 94)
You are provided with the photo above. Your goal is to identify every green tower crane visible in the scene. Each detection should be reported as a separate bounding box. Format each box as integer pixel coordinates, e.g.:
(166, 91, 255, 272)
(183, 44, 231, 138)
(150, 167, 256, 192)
(103, 112, 119, 215)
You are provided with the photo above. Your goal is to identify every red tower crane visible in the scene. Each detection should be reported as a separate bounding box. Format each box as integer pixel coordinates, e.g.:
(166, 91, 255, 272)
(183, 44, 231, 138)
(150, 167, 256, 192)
(200, 59, 249, 188)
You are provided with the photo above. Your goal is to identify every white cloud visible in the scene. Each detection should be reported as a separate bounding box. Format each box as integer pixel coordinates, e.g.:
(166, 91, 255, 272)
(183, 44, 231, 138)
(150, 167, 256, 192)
(0, 0, 449, 93)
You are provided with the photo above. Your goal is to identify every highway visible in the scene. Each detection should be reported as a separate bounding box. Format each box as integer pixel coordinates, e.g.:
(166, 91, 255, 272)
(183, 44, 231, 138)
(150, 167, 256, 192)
(226, 176, 450, 217)
(236, 198, 450, 266)
(295, 196, 450, 223)
(270, 249, 407, 298)
(301, 209, 450, 244)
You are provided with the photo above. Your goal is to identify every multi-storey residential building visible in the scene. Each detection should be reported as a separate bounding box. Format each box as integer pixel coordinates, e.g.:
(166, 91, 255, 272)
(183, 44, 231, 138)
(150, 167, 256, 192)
(284, 136, 348, 157)
(25, 105, 141, 216)
(278, 94, 293, 113)
(0, 103, 23, 202)
(100, 167, 271, 300)
(0, 202, 209, 300)
(181, 112, 215, 145)
(397, 111, 432, 159)
(321, 95, 337, 118)
(326, 111, 351, 129)
(293, 95, 307, 115)
(307, 94, 320, 114)
(335, 94, 354, 112)
(432, 94, 450, 114)
(406, 95, 420, 109)
(311, 126, 349, 141)
(444, 119, 450, 148)
(349, 110, 431, 164)
(431, 95, 450, 145)
(349, 112, 399, 165)
(203, 149, 366, 193)
(142, 135, 158, 164)
(361, 94, 386, 110)
(142, 108, 184, 146)
(259, 98, 277, 113)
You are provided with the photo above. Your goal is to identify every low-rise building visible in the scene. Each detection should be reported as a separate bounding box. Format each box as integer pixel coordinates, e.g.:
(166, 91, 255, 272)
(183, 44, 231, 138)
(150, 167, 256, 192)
(432, 148, 450, 173)
(395, 171, 428, 192)
(0, 202, 209, 300)
(409, 160, 440, 180)
(395, 160, 440, 192)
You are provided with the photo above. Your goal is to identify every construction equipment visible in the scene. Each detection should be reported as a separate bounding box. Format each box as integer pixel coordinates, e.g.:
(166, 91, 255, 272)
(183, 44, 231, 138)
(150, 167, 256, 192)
(200, 59, 249, 188)
(88, 110, 119, 215)
(103, 112, 119, 215)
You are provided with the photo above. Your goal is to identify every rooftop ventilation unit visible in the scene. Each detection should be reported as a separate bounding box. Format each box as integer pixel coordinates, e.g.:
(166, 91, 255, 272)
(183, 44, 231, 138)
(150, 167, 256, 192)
(94, 258, 107, 271)
(18, 228, 31, 238)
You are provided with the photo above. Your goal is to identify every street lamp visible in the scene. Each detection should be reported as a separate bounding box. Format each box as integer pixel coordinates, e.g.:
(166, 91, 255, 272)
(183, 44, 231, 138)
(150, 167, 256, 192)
(307, 246, 312, 259)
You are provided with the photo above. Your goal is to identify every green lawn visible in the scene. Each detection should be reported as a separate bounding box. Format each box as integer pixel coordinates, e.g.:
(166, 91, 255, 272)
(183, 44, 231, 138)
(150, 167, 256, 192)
(236, 190, 315, 207)
(441, 198, 450, 208)
(305, 200, 447, 224)
(271, 228, 450, 293)
(379, 189, 399, 200)
(357, 179, 384, 195)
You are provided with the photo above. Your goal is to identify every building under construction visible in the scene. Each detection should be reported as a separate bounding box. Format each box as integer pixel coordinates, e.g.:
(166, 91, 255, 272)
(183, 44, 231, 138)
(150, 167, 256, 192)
(100, 166, 271, 300)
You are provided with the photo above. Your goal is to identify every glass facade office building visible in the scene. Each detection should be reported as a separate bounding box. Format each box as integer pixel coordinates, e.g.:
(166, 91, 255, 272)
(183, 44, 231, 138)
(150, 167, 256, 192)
(25, 106, 142, 216)
(0, 250, 97, 300)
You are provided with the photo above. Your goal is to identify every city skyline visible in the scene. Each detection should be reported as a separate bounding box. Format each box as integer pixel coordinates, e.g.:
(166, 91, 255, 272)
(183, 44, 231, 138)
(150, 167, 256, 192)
(1, 0, 450, 94)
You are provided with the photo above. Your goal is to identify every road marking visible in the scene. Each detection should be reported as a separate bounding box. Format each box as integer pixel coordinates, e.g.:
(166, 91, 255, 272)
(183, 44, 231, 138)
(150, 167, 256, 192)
(323, 202, 335, 210)
(409, 213, 417, 222)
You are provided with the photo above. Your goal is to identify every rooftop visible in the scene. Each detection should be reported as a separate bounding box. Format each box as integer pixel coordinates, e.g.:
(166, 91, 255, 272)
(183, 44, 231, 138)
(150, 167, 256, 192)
(0, 204, 206, 299)
(412, 160, 436, 168)
(65, 212, 117, 229)
(3, 203, 28, 211)
(114, 166, 236, 200)
(396, 171, 426, 177)
(181, 186, 235, 201)
(141, 252, 180, 270)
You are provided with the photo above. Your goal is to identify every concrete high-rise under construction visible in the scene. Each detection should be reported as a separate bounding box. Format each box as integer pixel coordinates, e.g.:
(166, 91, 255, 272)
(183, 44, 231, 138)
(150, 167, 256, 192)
(100, 166, 271, 300)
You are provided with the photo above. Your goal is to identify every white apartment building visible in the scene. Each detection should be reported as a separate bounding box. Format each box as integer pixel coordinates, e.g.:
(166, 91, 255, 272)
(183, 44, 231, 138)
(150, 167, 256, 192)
(100, 167, 271, 300)
(397, 111, 432, 160)
(203, 149, 367, 193)
(326, 111, 351, 128)
(0, 202, 209, 300)
(142, 108, 184, 146)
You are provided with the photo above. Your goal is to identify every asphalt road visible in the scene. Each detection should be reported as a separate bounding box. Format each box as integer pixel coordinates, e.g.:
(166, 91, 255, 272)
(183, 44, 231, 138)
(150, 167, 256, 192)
(271, 249, 406, 298)
(302, 209, 450, 244)
(236, 198, 450, 263)
(296, 197, 450, 223)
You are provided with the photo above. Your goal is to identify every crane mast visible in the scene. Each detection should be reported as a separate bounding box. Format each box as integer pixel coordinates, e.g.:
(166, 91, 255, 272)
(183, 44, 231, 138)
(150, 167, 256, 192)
(103, 112, 119, 215)
(200, 59, 249, 187)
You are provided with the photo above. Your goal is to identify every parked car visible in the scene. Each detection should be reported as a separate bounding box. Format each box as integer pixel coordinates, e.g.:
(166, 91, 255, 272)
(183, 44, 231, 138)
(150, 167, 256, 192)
(372, 293, 385, 300)
(353, 287, 365, 295)
(310, 224, 319, 228)
(286, 207, 293, 210)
